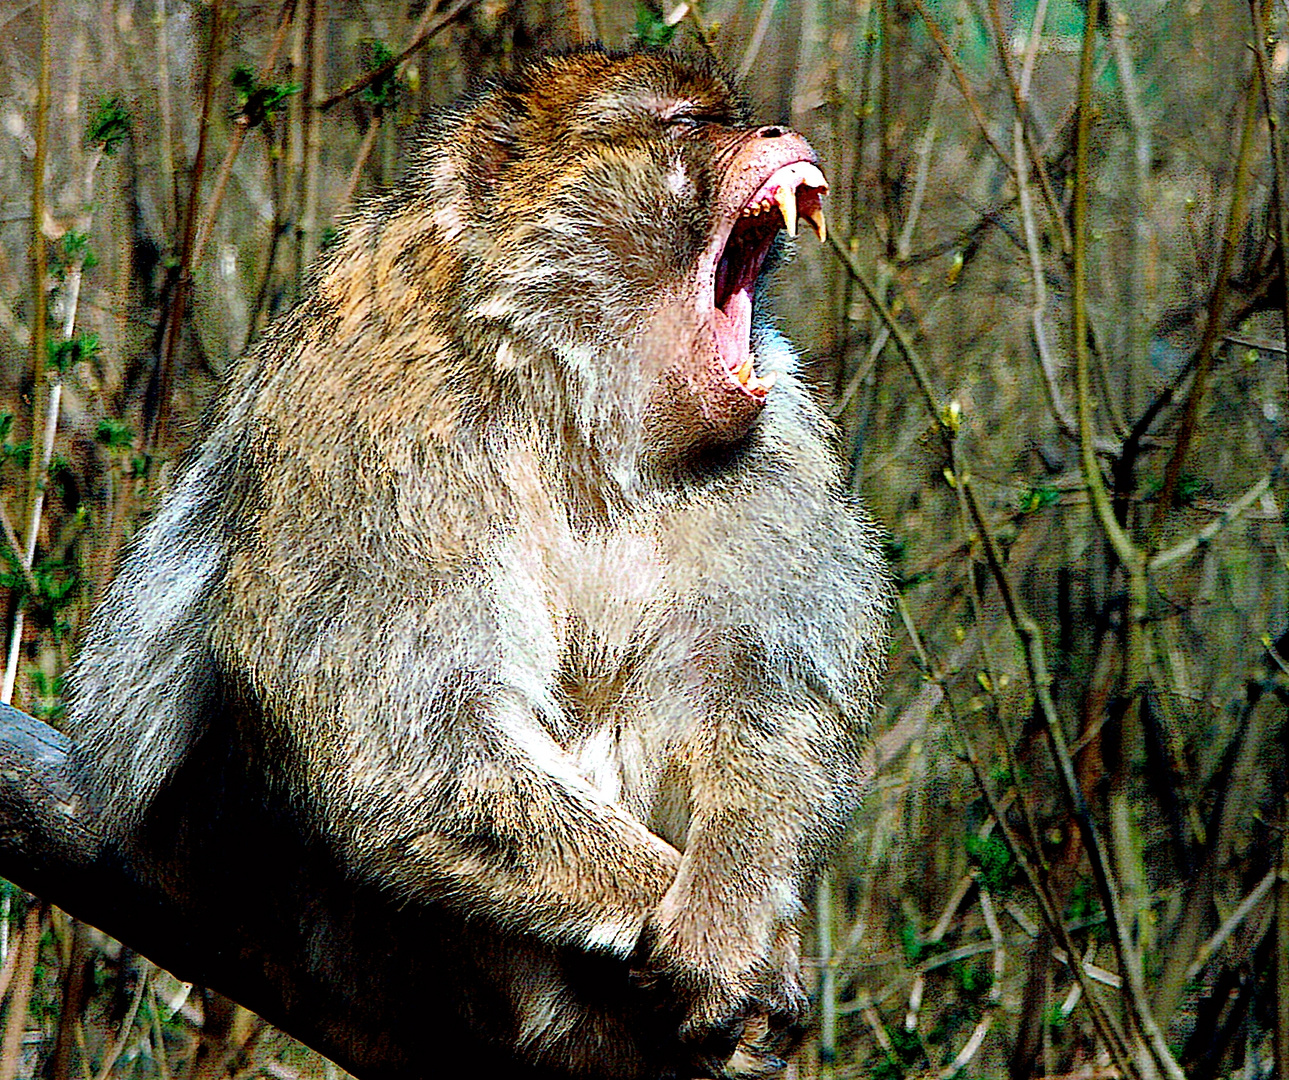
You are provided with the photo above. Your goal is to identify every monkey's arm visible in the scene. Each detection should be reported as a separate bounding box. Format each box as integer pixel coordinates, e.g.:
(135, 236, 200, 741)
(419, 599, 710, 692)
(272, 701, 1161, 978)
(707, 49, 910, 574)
(645, 675, 870, 989)
(323, 713, 683, 956)
(237, 586, 683, 958)
(638, 477, 890, 1074)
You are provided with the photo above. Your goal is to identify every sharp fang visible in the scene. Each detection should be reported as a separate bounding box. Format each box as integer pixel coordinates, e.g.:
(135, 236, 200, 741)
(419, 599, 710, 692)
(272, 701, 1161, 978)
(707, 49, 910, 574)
(759, 370, 777, 391)
(804, 206, 827, 243)
(735, 354, 754, 384)
(774, 183, 798, 239)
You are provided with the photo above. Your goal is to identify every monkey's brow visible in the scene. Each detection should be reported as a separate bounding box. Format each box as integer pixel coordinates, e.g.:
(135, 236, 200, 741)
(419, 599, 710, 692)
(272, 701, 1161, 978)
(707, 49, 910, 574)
(590, 89, 723, 123)
(658, 98, 704, 120)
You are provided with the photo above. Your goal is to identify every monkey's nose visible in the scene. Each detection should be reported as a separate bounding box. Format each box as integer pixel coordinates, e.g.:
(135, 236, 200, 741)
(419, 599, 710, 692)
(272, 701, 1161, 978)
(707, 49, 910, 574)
(758, 126, 784, 138)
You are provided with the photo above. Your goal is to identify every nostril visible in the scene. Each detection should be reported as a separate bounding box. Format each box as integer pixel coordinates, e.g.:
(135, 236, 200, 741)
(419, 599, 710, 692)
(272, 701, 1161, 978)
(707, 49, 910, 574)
(760, 126, 784, 138)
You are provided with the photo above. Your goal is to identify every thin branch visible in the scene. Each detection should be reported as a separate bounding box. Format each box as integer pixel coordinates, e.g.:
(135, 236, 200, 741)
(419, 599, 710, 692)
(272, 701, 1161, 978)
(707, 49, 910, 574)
(1152, 63, 1261, 536)
(961, 473, 1181, 1080)
(986, 0, 1072, 254)
(817, 873, 836, 1079)
(828, 235, 943, 420)
(938, 1015, 992, 1079)
(895, 607, 1139, 1077)
(156, 0, 178, 234)
(1012, 66, 1081, 442)
(896, 57, 953, 263)
(1249, 0, 1289, 393)
(906, 0, 1013, 171)
(0, 504, 38, 598)
(7, 0, 52, 707)
(315, 0, 474, 111)
(93, 960, 149, 1080)
(1071, 0, 1142, 576)
(1148, 446, 1289, 571)
(297, 0, 324, 275)
(1184, 868, 1276, 980)
(150, 0, 223, 451)
(23, 0, 50, 531)
(190, 0, 298, 270)
(736, 0, 778, 81)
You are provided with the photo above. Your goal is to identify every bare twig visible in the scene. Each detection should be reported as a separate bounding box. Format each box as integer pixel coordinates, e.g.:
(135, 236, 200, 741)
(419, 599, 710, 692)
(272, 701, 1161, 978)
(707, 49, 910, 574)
(961, 472, 1184, 1079)
(0, 505, 38, 599)
(156, 0, 178, 233)
(93, 959, 148, 1080)
(939, 1015, 993, 1078)
(5, 0, 52, 707)
(1149, 446, 1289, 571)
(828, 236, 942, 419)
(906, 0, 1012, 170)
(736, 0, 778, 81)
(1184, 868, 1276, 980)
(986, 0, 1071, 254)
(1249, 0, 1289, 393)
(23, 0, 50, 531)
(817, 873, 836, 1079)
(1152, 63, 1260, 535)
(0, 903, 46, 1080)
(150, 0, 223, 450)
(298, 0, 324, 275)
(895, 608, 1139, 1077)
(190, 0, 297, 270)
(315, 0, 474, 111)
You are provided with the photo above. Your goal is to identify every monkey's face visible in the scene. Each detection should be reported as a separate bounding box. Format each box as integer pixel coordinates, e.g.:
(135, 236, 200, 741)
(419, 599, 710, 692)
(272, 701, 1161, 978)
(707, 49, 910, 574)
(447, 52, 827, 457)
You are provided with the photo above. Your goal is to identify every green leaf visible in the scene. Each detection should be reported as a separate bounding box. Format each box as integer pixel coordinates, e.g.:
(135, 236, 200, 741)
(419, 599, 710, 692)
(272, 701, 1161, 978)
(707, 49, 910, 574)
(359, 40, 400, 111)
(87, 95, 131, 154)
(633, 3, 677, 46)
(95, 417, 136, 450)
(48, 331, 100, 374)
(232, 64, 300, 127)
(964, 832, 1016, 895)
(1019, 485, 1059, 513)
(55, 231, 98, 275)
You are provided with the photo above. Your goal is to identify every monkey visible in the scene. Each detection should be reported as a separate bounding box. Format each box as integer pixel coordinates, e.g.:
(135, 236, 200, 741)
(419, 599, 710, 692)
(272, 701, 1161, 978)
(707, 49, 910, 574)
(66, 49, 890, 1080)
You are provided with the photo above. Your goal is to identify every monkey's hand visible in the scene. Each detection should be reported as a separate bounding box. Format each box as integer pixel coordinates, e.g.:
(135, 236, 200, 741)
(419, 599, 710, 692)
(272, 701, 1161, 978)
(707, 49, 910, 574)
(633, 897, 808, 1079)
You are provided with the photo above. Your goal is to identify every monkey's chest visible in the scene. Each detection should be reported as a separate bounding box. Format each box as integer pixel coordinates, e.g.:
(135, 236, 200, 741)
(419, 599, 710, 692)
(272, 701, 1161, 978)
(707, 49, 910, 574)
(542, 534, 702, 837)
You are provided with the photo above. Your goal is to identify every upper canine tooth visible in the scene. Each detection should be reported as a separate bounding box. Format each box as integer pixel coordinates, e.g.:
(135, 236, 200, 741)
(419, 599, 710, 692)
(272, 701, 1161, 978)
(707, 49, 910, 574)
(804, 206, 827, 243)
(764, 161, 829, 240)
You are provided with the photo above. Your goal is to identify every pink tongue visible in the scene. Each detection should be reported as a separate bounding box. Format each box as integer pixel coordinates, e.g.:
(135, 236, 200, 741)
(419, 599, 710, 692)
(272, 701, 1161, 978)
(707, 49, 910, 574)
(713, 287, 753, 377)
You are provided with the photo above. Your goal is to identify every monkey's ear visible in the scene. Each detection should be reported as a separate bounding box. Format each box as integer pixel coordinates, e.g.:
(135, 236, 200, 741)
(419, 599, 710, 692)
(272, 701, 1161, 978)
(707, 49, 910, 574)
(465, 96, 524, 188)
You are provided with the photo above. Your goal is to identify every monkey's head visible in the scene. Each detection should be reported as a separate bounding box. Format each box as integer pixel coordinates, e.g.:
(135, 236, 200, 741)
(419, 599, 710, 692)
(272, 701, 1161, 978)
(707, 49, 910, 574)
(406, 50, 827, 462)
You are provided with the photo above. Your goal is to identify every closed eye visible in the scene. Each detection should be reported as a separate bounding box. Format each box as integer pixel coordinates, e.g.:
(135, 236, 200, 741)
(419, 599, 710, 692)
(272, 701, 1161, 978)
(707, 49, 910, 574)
(664, 113, 725, 131)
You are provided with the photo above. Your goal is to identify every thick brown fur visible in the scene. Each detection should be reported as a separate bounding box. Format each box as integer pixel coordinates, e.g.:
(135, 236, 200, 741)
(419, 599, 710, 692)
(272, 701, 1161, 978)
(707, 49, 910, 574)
(68, 49, 890, 1080)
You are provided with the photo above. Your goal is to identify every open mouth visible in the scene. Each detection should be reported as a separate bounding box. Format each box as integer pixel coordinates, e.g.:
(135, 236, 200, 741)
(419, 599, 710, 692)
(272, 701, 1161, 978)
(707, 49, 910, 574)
(710, 160, 828, 399)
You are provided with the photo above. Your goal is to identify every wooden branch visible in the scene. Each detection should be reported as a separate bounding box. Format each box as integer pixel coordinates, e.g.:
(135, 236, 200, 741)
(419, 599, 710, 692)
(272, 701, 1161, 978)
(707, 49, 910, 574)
(0, 703, 576, 1080)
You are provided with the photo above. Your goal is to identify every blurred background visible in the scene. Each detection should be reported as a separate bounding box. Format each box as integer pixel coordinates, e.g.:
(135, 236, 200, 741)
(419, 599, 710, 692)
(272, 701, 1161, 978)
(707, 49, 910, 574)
(0, 0, 1286, 1077)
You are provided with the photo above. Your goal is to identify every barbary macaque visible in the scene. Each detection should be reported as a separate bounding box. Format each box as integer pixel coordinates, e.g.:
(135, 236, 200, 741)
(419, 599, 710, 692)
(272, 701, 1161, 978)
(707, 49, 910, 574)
(67, 49, 889, 1080)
